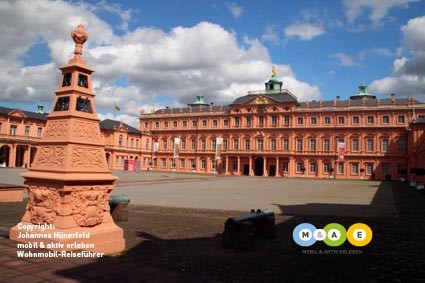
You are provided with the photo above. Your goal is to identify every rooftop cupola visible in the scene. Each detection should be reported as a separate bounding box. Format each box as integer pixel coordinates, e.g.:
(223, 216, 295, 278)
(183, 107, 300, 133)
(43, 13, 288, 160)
(350, 81, 376, 100)
(265, 66, 283, 92)
(188, 93, 210, 107)
(36, 103, 44, 114)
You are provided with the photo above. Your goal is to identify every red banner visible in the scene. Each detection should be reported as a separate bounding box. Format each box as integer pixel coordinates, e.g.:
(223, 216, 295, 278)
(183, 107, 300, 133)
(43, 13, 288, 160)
(338, 142, 345, 163)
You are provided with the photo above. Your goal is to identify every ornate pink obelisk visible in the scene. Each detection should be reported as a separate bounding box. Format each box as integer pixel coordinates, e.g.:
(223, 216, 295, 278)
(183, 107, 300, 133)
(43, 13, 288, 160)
(9, 25, 125, 254)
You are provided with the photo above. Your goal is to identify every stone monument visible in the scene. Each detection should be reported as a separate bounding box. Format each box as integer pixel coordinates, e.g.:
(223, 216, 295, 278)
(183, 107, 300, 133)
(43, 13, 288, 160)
(9, 25, 125, 254)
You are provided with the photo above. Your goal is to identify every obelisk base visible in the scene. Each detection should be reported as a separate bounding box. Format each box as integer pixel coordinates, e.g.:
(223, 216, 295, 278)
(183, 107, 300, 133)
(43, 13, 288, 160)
(10, 221, 125, 254)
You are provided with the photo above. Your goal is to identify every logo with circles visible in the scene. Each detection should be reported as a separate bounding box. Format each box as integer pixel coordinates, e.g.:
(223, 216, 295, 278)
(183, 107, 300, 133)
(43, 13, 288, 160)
(292, 223, 372, 247)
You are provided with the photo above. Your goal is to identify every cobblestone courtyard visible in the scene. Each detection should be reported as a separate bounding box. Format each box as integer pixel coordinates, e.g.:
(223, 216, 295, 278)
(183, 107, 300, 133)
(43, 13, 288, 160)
(1, 169, 424, 282)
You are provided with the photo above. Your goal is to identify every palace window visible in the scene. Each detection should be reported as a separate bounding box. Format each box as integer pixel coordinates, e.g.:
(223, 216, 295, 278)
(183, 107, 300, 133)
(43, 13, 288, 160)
(0, 123, 2, 133)
(259, 116, 264, 126)
(202, 120, 207, 127)
(398, 115, 405, 123)
(181, 139, 186, 150)
(310, 117, 317, 125)
(324, 139, 330, 152)
(382, 116, 389, 124)
(338, 163, 344, 174)
(223, 139, 228, 150)
(283, 162, 289, 172)
(130, 138, 134, 148)
(118, 135, 123, 147)
(297, 117, 303, 125)
(155, 122, 159, 128)
(115, 156, 119, 166)
(201, 159, 206, 170)
(37, 128, 42, 138)
(296, 139, 303, 151)
(173, 121, 177, 128)
(257, 139, 264, 150)
(309, 162, 317, 173)
(233, 139, 239, 150)
(283, 139, 289, 151)
(246, 117, 252, 127)
(381, 164, 389, 175)
(233, 160, 238, 170)
(234, 117, 240, 127)
(397, 139, 405, 152)
(191, 139, 196, 150)
(162, 139, 167, 149)
(367, 116, 374, 124)
(213, 120, 218, 127)
(192, 121, 197, 127)
(25, 126, 30, 136)
(180, 159, 185, 169)
(145, 139, 150, 149)
(162, 158, 166, 168)
(366, 163, 373, 175)
(351, 163, 359, 174)
(310, 139, 316, 151)
(136, 139, 139, 148)
(144, 122, 149, 128)
(245, 139, 250, 150)
(153, 159, 157, 167)
(271, 139, 276, 150)
(164, 121, 168, 128)
(352, 116, 359, 124)
(323, 162, 330, 173)
(190, 159, 195, 169)
(182, 121, 187, 127)
(212, 139, 216, 150)
(271, 115, 277, 126)
(223, 119, 229, 127)
(201, 139, 206, 150)
(324, 117, 331, 125)
(10, 125, 17, 136)
(212, 160, 216, 170)
(284, 115, 290, 126)
(367, 139, 374, 152)
(352, 139, 359, 152)
(338, 116, 345, 125)
(296, 162, 304, 173)
(382, 139, 389, 152)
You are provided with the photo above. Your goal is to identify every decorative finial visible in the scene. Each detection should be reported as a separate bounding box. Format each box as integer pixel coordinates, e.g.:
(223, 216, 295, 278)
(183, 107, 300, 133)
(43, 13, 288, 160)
(272, 65, 277, 77)
(71, 24, 88, 59)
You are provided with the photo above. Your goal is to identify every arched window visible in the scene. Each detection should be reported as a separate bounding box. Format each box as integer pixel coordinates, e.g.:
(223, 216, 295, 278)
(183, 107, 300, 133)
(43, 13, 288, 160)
(118, 135, 123, 147)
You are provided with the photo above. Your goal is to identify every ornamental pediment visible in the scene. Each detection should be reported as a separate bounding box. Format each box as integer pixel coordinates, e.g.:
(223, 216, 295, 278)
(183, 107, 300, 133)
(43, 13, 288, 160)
(8, 109, 27, 119)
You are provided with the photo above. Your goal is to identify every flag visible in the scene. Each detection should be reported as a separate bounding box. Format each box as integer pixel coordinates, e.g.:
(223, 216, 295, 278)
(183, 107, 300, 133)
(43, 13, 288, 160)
(153, 142, 159, 155)
(338, 142, 345, 163)
(114, 102, 120, 111)
(215, 137, 223, 160)
(173, 137, 181, 158)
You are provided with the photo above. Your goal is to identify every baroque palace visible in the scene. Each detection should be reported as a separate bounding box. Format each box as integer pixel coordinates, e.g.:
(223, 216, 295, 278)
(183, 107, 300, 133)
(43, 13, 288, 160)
(1, 71, 424, 181)
(139, 71, 425, 181)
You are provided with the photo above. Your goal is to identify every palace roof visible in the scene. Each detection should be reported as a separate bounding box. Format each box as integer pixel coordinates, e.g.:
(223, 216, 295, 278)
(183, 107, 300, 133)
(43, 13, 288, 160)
(99, 119, 140, 134)
(0, 106, 47, 121)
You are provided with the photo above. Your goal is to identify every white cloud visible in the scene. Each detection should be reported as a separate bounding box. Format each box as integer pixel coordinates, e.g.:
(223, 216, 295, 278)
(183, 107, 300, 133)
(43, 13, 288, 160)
(284, 23, 325, 41)
(261, 25, 283, 45)
(369, 16, 425, 99)
(225, 2, 243, 19)
(329, 53, 356, 67)
(343, 0, 419, 25)
(0, 0, 323, 127)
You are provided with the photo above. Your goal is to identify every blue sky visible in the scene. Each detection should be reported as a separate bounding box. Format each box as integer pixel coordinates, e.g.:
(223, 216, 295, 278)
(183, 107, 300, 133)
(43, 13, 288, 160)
(0, 0, 424, 126)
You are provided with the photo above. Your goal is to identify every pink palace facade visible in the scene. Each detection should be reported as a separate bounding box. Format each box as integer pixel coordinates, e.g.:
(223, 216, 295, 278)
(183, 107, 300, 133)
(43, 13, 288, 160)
(140, 73, 425, 181)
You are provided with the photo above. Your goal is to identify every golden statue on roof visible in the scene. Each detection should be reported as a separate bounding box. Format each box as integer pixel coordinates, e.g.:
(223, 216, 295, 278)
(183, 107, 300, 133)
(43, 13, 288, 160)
(272, 65, 277, 77)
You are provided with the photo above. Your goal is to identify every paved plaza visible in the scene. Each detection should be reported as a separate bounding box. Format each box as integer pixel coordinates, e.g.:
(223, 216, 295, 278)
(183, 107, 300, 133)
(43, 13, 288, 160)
(1, 168, 425, 282)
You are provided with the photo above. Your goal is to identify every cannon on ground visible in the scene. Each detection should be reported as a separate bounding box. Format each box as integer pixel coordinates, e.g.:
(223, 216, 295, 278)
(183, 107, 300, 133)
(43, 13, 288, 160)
(222, 209, 276, 249)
